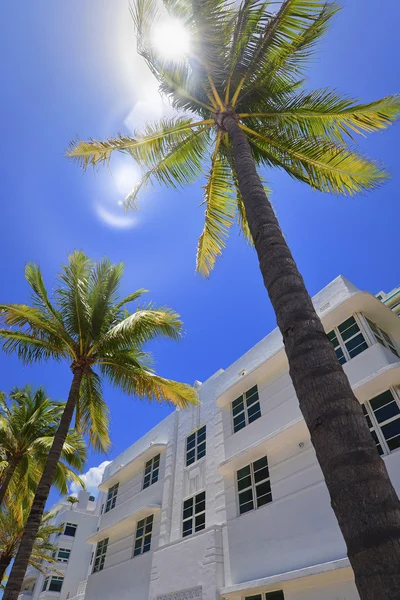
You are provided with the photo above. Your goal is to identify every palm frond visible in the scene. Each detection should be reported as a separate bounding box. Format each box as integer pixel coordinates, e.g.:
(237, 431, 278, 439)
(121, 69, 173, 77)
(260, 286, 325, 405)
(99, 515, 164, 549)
(78, 370, 110, 452)
(196, 136, 236, 276)
(0, 330, 66, 363)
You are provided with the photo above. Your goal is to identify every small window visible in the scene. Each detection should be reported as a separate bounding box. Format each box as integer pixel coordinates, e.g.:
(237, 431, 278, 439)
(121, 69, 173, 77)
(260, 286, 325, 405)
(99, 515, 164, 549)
(328, 316, 368, 364)
(42, 576, 64, 593)
(63, 522, 77, 537)
(55, 547, 71, 563)
(133, 514, 154, 556)
(93, 537, 109, 573)
(237, 456, 272, 515)
(89, 495, 95, 502)
(186, 426, 206, 466)
(366, 318, 399, 358)
(245, 592, 284, 600)
(182, 491, 206, 537)
(143, 454, 160, 489)
(363, 389, 400, 454)
(232, 385, 261, 433)
(105, 483, 119, 513)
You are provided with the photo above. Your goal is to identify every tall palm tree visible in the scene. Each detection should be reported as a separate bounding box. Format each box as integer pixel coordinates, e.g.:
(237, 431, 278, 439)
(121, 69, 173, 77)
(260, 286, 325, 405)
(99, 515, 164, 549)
(0, 386, 86, 506)
(68, 1, 400, 598)
(0, 251, 197, 599)
(0, 505, 61, 588)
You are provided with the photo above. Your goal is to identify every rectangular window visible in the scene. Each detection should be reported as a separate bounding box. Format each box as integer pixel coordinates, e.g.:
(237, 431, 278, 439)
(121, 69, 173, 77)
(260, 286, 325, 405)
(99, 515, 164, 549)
(232, 385, 261, 433)
(363, 389, 400, 454)
(54, 547, 71, 563)
(143, 454, 160, 489)
(237, 456, 272, 515)
(186, 426, 206, 466)
(43, 576, 64, 593)
(328, 316, 368, 364)
(182, 491, 206, 537)
(93, 537, 109, 573)
(245, 592, 284, 600)
(366, 318, 400, 358)
(63, 522, 77, 537)
(133, 514, 154, 556)
(105, 483, 119, 513)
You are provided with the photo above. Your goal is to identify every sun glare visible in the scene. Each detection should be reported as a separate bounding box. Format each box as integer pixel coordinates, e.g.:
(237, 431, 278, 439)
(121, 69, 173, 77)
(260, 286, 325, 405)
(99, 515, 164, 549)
(152, 20, 190, 61)
(114, 164, 140, 200)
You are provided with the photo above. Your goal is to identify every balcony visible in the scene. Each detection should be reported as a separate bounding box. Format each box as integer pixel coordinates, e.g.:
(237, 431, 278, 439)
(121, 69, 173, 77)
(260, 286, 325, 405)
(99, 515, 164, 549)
(345, 343, 400, 402)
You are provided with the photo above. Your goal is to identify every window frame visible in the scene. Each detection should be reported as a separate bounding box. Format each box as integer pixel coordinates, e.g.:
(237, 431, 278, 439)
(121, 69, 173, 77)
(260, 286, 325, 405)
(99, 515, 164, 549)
(62, 522, 77, 537)
(363, 387, 400, 455)
(54, 547, 71, 563)
(231, 385, 261, 434)
(133, 513, 154, 557)
(42, 576, 64, 593)
(92, 537, 109, 573)
(143, 453, 161, 490)
(182, 490, 206, 538)
(105, 483, 119, 513)
(236, 456, 272, 516)
(185, 425, 206, 467)
(365, 317, 400, 358)
(327, 314, 369, 365)
(244, 592, 284, 600)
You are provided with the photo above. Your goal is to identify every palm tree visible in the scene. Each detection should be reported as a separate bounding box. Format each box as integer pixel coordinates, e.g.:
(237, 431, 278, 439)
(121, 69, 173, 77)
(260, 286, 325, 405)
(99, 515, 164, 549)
(0, 386, 86, 506)
(66, 495, 79, 510)
(68, 1, 400, 598)
(0, 251, 197, 599)
(0, 505, 61, 588)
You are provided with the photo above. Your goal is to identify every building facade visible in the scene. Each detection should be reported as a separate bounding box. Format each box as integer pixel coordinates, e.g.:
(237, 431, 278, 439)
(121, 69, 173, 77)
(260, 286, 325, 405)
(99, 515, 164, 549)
(377, 286, 400, 316)
(78, 276, 400, 600)
(19, 491, 99, 600)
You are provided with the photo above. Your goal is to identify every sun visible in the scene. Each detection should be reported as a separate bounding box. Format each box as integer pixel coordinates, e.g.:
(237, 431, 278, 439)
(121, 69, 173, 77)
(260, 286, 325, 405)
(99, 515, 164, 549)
(151, 20, 190, 61)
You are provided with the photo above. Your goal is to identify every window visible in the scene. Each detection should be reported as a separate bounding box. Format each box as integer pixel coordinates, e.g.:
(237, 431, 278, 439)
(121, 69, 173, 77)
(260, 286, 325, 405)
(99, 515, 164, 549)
(186, 426, 206, 466)
(182, 491, 206, 537)
(143, 454, 160, 489)
(232, 385, 261, 433)
(245, 592, 284, 600)
(328, 316, 368, 364)
(105, 483, 119, 513)
(237, 456, 272, 515)
(93, 537, 109, 573)
(42, 576, 64, 593)
(363, 389, 400, 455)
(133, 514, 154, 556)
(54, 547, 71, 563)
(63, 522, 77, 537)
(366, 318, 399, 358)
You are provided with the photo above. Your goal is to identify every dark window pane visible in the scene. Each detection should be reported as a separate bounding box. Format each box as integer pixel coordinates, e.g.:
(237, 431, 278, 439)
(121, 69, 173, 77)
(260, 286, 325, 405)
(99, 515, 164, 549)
(64, 524, 77, 536)
(134, 538, 142, 550)
(152, 469, 159, 483)
(144, 465, 152, 475)
(348, 340, 368, 358)
(183, 506, 193, 520)
(197, 447, 206, 460)
(232, 396, 244, 410)
(340, 323, 360, 341)
(253, 456, 268, 471)
(381, 419, 400, 442)
(336, 348, 346, 365)
(248, 408, 261, 424)
(256, 480, 271, 500)
(257, 492, 273, 508)
(338, 316, 356, 334)
(345, 333, 366, 352)
(233, 414, 246, 433)
(370, 390, 395, 412)
(195, 500, 205, 514)
(247, 402, 261, 418)
(387, 435, 400, 452)
(246, 393, 259, 407)
(153, 454, 160, 466)
(246, 386, 258, 399)
(238, 474, 252, 491)
(187, 437, 196, 450)
(374, 402, 400, 424)
(328, 330, 338, 343)
(239, 489, 254, 509)
(195, 513, 205, 531)
(196, 491, 205, 503)
(254, 466, 269, 484)
(183, 498, 193, 510)
(182, 520, 192, 536)
(133, 547, 142, 556)
(266, 592, 285, 600)
(239, 500, 254, 515)
(232, 402, 244, 417)
(237, 465, 251, 480)
(245, 596, 262, 600)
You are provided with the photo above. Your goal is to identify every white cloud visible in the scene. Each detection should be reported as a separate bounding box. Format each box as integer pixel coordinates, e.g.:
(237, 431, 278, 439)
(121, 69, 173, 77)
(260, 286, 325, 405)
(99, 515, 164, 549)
(70, 460, 111, 498)
(96, 205, 138, 229)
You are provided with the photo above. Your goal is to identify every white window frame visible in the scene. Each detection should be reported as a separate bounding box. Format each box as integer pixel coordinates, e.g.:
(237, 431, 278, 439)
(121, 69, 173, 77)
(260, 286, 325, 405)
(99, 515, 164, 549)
(244, 591, 284, 600)
(236, 456, 272, 516)
(92, 537, 109, 573)
(182, 490, 206, 538)
(363, 387, 400, 456)
(54, 547, 71, 563)
(105, 483, 119, 513)
(133, 514, 154, 557)
(365, 317, 400, 358)
(143, 453, 160, 489)
(185, 425, 206, 467)
(232, 385, 261, 434)
(62, 522, 77, 537)
(327, 314, 369, 364)
(42, 576, 64, 593)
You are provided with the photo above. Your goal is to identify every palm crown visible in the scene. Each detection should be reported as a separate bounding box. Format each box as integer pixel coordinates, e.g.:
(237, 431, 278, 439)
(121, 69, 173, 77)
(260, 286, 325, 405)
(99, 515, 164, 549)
(0, 386, 86, 502)
(0, 251, 197, 451)
(68, 0, 400, 276)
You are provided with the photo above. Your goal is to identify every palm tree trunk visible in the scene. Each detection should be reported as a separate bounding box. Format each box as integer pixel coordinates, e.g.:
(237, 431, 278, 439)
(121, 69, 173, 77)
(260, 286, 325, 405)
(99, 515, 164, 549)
(0, 456, 20, 506)
(3, 367, 84, 600)
(223, 114, 400, 600)
(0, 554, 12, 587)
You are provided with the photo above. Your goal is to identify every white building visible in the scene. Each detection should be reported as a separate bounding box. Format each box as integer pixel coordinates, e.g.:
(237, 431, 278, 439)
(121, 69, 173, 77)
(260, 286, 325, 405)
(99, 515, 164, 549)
(377, 286, 400, 316)
(19, 491, 99, 600)
(81, 276, 400, 600)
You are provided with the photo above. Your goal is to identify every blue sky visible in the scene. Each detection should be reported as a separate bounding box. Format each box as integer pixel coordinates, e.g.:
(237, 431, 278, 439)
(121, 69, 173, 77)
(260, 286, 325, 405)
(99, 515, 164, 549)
(0, 0, 399, 504)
